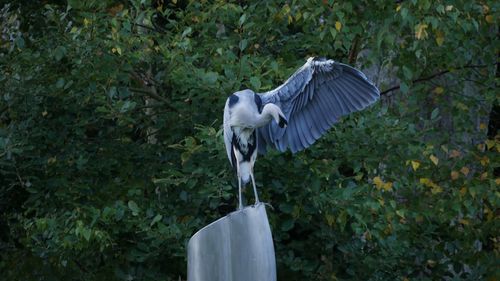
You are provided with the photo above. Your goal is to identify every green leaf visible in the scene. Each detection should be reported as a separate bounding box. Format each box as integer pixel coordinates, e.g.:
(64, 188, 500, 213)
(329, 27, 337, 39)
(56, 78, 65, 89)
(239, 14, 247, 27)
(15, 37, 25, 49)
(400, 82, 409, 94)
(279, 203, 293, 214)
(53, 46, 67, 61)
(249, 76, 261, 90)
(204, 72, 218, 84)
(281, 219, 294, 231)
(128, 200, 140, 215)
(181, 27, 192, 38)
(150, 214, 163, 226)
(402, 66, 413, 80)
(82, 228, 91, 241)
(431, 108, 439, 119)
(239, 39, 248, 51)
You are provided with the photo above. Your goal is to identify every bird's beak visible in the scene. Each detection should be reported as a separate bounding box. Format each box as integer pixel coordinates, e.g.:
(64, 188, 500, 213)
(278, 115, 287, 128)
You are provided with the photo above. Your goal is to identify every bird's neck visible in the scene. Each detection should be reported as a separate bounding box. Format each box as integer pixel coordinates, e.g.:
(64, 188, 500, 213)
(254, 104, 280, 128)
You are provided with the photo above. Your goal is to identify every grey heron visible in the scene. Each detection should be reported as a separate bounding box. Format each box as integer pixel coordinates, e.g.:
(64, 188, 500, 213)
(223, 57, 380, 210)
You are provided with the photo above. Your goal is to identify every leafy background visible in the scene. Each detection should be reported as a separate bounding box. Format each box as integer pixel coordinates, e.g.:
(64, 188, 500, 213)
(0, 0, 498, 280)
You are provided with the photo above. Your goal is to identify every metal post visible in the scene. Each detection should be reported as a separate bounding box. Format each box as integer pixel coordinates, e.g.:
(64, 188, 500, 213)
(187, 203, 276, 281)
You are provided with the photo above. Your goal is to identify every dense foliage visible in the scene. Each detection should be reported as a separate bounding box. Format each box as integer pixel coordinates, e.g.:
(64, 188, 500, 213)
(1, 0, 498, 280)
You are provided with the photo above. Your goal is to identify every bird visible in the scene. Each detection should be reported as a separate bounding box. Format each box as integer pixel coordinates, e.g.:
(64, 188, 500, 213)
(223, 57, 380, 210)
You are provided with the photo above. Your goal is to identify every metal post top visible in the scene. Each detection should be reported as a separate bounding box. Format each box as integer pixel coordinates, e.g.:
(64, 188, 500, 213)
(189, 203, 267, 243)
(187, 203, 276, 281)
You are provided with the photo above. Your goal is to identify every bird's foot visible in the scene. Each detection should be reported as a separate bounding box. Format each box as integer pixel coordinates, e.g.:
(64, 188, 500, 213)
(263, 202, 274, 210)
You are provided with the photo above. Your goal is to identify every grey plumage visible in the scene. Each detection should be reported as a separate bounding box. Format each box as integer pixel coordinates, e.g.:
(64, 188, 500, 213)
(223, 57, 380, 209)
(257, 57, 380, 154)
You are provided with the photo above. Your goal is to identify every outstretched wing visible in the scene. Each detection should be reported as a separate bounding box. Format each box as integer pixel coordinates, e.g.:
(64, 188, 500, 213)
(257, 57, 379, 154)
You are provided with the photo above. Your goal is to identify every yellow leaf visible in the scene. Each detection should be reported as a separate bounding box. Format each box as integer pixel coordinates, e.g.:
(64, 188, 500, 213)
(419, 178, 430, 185)
(485, 15, 493, 24)
(42, 111, 48, 117)
(420, 178, 441, 193)
(373, 177, 393, 191)
(172, 0, 177, 3)
(458, 219, 469, 225)
(433, 86, 444, 94)
(415, 23, 428, 40)
(456, 102, 468, 111)
(459, 186, 467, 196)
(469, 189, 477, 198)
(480, 172, 488, 180)
(483, 5, 490, 14)
(495, 178, 500, 185)
(108, 4, 124, 16)
(445, 5, 453, 11)
(451, 171, 459, 180)
(47, 157, 57, 164)
(383, 182, 393, 191)
(479, 123, 487, 130)
(116, 47, 122, 55)
(83, 18, 91, 26)
(373, 176, 383, 189)
(378, 198, 385, 206)
(325, 214, 335, 226)
(396, 210, 405, 218)
(411, 160, 420, 171)
(354, 173, 363, 181)
(480, 156, 489, 166)
(435, 31, 444, 46)
(477, 143, 485, 151)
(484, 206, 493, 221)
(431, 185, 443, 194)
(396, 5, 401, 12)
(485, 139, 495, 150)
(112, 47, 117, 53)
(294, 11, 302, 21)
(460, 166, 470, 176)
(335, 21, 342, 31)
(430, 155, 439, 165)
(449, 149, 461, 158)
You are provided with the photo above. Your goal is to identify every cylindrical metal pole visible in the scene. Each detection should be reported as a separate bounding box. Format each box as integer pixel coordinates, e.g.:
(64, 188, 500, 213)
(187, 203, 276, 281)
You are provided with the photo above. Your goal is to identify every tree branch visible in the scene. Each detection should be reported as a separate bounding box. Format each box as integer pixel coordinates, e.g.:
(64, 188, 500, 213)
(380, 63, 498, 96)
(129, 88, 178, 112)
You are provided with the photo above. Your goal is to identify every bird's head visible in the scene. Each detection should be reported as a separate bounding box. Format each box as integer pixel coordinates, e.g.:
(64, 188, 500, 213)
(278, 114, 287, 128)
(263, 104, 287, 128)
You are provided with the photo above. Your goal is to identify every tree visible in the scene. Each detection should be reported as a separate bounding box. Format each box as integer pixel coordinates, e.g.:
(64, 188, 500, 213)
(1, 1, 498, 280)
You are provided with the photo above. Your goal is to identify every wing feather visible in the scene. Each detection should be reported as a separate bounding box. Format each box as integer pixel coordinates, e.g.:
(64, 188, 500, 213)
(326, 83, 349, 115)
(336, 84, 360, 111)
(257, 58, 379, 153)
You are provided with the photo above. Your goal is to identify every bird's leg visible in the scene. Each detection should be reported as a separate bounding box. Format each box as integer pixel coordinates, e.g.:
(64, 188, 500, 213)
(238, 174, 243, 210)
(233, 146, 244, 210)
(250, 172, 259, 205)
